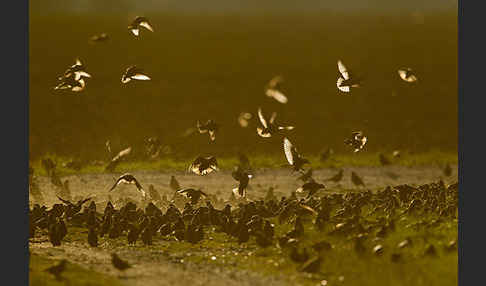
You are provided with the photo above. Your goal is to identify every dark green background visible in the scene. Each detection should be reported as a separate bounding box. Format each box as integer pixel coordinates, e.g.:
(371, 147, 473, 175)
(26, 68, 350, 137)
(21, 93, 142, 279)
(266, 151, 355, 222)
(30, 7, 457, 160)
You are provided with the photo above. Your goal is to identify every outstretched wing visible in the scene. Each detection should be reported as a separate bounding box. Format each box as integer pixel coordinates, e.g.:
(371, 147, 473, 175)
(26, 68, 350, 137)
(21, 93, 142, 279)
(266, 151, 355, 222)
(139, 21, 154, 32)
(266, 89, 288, 104)
(131, 73, 151, 81)
(283, 137, 294, 165)
(337, 77, 350, 93)
(257, 108, 268, 128)
(337, 60, 349, 80)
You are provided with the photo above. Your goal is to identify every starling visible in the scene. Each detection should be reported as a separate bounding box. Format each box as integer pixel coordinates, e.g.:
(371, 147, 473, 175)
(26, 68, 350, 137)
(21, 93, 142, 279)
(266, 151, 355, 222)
(344, 131, 367, 153)
(232, 166, 252, 198)
(336, 60, 362, 93)
(197, 119, 220, 142)
(121, 66, 151, 83)
(87, 227, 98, 247)
(324, 169, 343, 183)
(128, 16, 154, 37)
(296, 180, 326, 199)
(178, 188, 208, 205)
(398, 68, 418, 82)
(109, 173, 146, 198)
(188, 156, 219, 176)
(111, 253, 131, 271)
(45, 259, 67, 281)
(265, 75, 288, 104)
(283, 137, 310, 172)
(256, 107, 294, 138)
(170, 175, 181, 191)
(351, 171, 365, 187)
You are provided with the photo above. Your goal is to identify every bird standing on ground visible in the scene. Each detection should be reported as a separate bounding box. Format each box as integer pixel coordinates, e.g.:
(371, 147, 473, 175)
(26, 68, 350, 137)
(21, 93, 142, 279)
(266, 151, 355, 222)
(121, 66, 151, 83)
(232, 166, 252, 198)
(296, 179, 326, 199)
(128, 16, 154, 37)
(170, 175, 181, 191)
(111, 253, 131, 271)
(109, 173, 146, 198)
(265, 75, 288, 104)
(336, 60, 361, 93)
(351, 171, 365, 187)
(256, 107, 294, 138)
(344, 131, 367, 153)
(283, 137, 309, 173)
(45, 259, 67, 281)
(188, 156, 219, 175)
(197, 119, 220, 142)
(178, 188, 208, 205)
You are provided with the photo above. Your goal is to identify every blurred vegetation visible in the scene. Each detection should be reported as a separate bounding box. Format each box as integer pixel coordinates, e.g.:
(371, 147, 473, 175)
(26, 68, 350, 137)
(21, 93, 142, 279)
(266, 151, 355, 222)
(29, 11, 457, 162)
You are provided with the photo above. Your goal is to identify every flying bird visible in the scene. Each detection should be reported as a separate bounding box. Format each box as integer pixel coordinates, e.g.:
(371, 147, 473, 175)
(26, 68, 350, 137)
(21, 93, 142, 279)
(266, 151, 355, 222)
(188, 156, 219, 175)
(105, 146, 131, 172)
(344, 131, 367, 153)
(336, 60, 361, 93)
(265, 75, 288, 104)
(60, 58, 92, 81)
(109, 173, 146, 198)
(128, 16, 154, 37)
(283, 137, 309, 172)
(54, 75, 86, 92)
(121, 66, 151, 83)
(256, 107, 294, 138)
(197, 119, 220, 142)
(89, 33, 109, 43)
(177, 188, 208, 204)
(398, 68, 418, 82)
(238, 112, 252, 128)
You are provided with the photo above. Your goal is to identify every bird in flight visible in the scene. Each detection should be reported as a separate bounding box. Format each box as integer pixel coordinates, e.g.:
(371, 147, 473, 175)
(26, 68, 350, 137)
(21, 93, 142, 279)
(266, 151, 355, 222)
(265, 75, 288, 104)
(344, 131, 367, 153)
(283, 137, 310, 173)
(197, 119, 220, 142)
(256, 107, 294, 138)
(398, 68, 418, 83)
(128, 16, 154, 37)
(188, 156, 219, 175)
(336, 60, 361, 93)
(105, 146, 132, 172)
(89, 33, 109, 43)
(109, 173, 146, 198)
(238, 112, 252, 128)
(121, 66, 151, 83)
(60, 58, 92, 81)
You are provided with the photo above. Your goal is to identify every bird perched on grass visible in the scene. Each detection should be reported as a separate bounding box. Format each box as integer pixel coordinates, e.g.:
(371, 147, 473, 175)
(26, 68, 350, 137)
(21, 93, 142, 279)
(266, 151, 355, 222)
(109, 173, 146, 198)
(265, 75, 288, 104)
(178, 188, 208, 205)
(45, 259, 67, 281)
(256, 107, 294, 138)
(232, 166, 252, 198)
(111, 253, 131, 271)
(283, 137, 309, 173)
(398, 68, 418, 83)
(105, 146, 132, 172)
(121, 66, 151, 83)
(344, 131, 367, 153)
(197, 119, 220, 142)
(336, 60, 362, 93)
(351, 171, 365, 187)
(324, 169, 343, 183)
(128, 16, 154, 37)
(188, 156, 219, 175)
(296, 179, 326, 199)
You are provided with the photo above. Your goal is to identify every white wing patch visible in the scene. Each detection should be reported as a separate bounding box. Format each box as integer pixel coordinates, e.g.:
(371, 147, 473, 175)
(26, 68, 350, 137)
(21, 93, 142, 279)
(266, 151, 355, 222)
(257, 108, 268, 128)
(257, 127, 272, 138)
(337, 60, 350, 80)
(337, 77, 350, 93)
(139, 22, 154, 32)
(131, 74, 151, 81)
(266, 89, 288, 104)
(283, 137, 294, 165)
(131, 28, 139, 36)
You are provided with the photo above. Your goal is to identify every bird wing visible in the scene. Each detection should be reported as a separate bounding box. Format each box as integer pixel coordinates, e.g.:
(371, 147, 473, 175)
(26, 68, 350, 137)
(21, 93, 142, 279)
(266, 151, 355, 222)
(113, 147, 132, 161)
(130, 28, 140, 36)
(209, 130, 216, 141)
(278, 125, 295, 130)
(57, 196, 73, 206)
(269, 112, 277, 124)
(337, 60, 350, 80)
(266, 89, 288, 104)
(257, 108, 268, 128)
(197, 121, 207, 133)
(257, 127, 272, 138)
(283, 137, 294, 165)
(139, 21, 154, 32)
(336, 77, 350, 93)
(131, 73, 151, 81)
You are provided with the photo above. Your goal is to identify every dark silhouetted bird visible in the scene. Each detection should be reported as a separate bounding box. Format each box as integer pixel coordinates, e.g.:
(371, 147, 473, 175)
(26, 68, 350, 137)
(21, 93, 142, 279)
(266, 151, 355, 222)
(232, 166, 252, 198)
(283, 137, 309, 172)
(351, 171, 365, 187)
(256, 107, 294, 138)
(296, 180, 326, 198)
(265, 75, 288, 104)
(336, 60, 362, 93)
(324, 169, 343, 183)
(188, 156, 219, 175)
(45, 259, 67, 281)
(197, 119, 220, 142)
(87, 227, 98, 247)
(121, 66, 151, 83)
(344, 131, 367, 153)
(109, 173, 146, 198)
(170, 175, 181, 191)
(178, 188, 208, 205)
(128, 16, 154, 37)
(111, 253, 131, 271)
(237, 112, 252, 128)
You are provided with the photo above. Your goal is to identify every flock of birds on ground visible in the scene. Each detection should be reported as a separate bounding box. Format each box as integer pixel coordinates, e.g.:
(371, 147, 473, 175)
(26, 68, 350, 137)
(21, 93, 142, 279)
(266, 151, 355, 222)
(33, 15, 456, 281)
